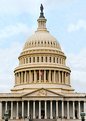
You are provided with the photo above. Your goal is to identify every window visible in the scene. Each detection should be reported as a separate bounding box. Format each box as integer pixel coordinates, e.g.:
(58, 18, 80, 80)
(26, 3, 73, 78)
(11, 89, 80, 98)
(49, 57, 51, 62)
(33, 57, 35, 62)
(29, 57, 31, 63)
(53, 57, 55, 63)
(57, 58, 58, 63)
(26, 58, 28, 63)
(45, 57, 47, 62)
(37, 57, 39, 62)
(41, 57, 43, 62)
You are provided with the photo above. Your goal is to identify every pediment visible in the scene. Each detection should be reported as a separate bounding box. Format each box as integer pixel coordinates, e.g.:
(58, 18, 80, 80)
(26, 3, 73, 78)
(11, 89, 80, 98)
(22, 88, 64, 97)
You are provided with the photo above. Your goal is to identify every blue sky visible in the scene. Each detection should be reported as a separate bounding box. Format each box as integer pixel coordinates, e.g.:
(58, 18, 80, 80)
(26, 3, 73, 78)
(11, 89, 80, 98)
(0, 0, 86, 92)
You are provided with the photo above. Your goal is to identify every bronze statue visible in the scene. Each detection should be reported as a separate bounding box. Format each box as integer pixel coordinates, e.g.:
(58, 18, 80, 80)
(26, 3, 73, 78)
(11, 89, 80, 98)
(39, 4, 45, 18)
(40, 4, 44, 13)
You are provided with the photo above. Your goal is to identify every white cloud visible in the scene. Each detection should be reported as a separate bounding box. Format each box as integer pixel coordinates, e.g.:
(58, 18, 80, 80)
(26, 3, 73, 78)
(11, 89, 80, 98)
(67, 19, 86, 32)
(0, 23, 31, 40)
(0, 41, 23, 92)
(67, 48, 86, 92)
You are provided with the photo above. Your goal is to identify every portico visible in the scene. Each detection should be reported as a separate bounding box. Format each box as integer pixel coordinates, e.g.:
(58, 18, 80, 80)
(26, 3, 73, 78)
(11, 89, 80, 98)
(0, 89, 85, 121)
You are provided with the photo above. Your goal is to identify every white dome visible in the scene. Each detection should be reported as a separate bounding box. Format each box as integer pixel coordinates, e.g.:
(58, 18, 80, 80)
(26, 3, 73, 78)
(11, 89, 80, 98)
(23, 31, 61, 51)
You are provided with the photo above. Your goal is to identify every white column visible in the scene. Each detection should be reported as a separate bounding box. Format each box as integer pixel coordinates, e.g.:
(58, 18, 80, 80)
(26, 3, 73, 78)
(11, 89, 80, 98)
(65, 72, 66, 84)
(84, 101, 86, 120)
(27, 101, 29, 118)
(44, 70, 46, 83)
(15, 73, 17, 85)
(49, 70, 51, 83)
(22, 101, 24, 118)
(39, 101, 41, 119)
(58, 71, 61, 83)
(62, 101, 64, 118)
(19, 72, 21, 84)
(39, 70, 41, 83)
(29, 70, 32, 83)
(67, 101, 70, 119)
(78, 101, 80, 119)
(11, 101, 13, 119)
(53, 71, 56, 83)
(34, 70, 37, 83)
(24, 71, 27, 83)
(33, 101, 35, 119)
(62, 72, 64, 84)
(50, 101, 53, 119)
(45, 101, 47, 119)
(16, 101, 19, 119)
(0, 102, 2, 120)
(69, 74, 70, 84)
(21, 72, 23, 83)
(5, 101, 7, 111)
(73, 101, 75, 119)
(56, 101, 58, 118)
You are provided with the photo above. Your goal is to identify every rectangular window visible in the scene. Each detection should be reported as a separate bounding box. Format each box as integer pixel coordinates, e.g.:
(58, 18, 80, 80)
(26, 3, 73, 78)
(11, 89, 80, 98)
(37, 57, 39, 62)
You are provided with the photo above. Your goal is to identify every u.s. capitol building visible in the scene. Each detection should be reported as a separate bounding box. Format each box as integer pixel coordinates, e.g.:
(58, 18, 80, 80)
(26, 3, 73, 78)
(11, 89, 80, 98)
(0, 5, 86, 121)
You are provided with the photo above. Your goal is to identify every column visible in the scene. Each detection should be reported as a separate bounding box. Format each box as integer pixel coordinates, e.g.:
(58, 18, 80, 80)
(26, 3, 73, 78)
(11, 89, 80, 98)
(21, 72, 23, 83)
(27, 71, 29, 83)
(65, 72, 66, 84)
(39, 101, 41, 119)
(44, 70, 46, 83)
(78, 101, 80, 119)
(73, 101, 75, 119)
(19, 72, 21, 84)
(45, 101, 47, 119)
(62, 101, 64, 118)
(49, 70, 51, 83)
(56, 101, 58, 118)
(29, 70, 32, 83)
(15, 73, 17, 85)
(67, 101, 70, 119)
(58, 71, 61, 83)
(24, 71, 27, 83)
(53, 71, 56, 83)
(33, 101, 35, 119)
(39, 70, 41, 83)
(34, 70, 37, 83)
(0, 102, 2, 120)
(22, 101, 24, 118)
(5, 101, 7, 111)
(11, 101, 13, 119)
(50, 101, 53, 119)
(27, 101, 29, 118)
(69, 74, 70, 84)
(20, 72, 21, 84)
(62, 72, 64, 84)
(16, 101, 19, 119)
(84, 101, 86, 119)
